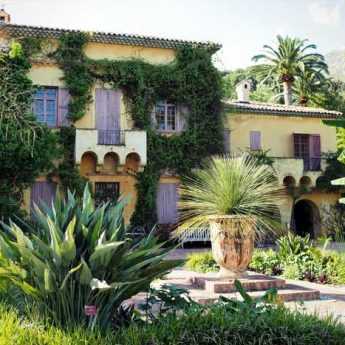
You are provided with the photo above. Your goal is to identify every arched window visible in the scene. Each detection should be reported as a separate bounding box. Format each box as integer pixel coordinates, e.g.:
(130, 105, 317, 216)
(80, 152, 97, 176)
(125, 153, 141, 173)
(103, 152, 119, 173)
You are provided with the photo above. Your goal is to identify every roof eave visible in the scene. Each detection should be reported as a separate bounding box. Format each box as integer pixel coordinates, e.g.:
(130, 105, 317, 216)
(0, 24, 222, 52)
(223, 103, 342, 119)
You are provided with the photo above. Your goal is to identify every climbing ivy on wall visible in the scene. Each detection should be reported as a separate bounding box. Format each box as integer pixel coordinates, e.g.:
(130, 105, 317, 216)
(0, 40, 60, 219)
(55, 32, 224, 227)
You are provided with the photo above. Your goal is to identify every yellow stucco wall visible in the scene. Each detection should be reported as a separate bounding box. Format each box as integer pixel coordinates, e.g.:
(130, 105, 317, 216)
(225, 113, 337, 156)
(278, 191, 341, 236)
(25, 40, 176, 129)
(84, 42, 175, 64)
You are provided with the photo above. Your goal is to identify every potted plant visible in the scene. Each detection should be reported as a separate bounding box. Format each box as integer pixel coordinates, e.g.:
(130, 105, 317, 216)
(177, 155, 283, 278)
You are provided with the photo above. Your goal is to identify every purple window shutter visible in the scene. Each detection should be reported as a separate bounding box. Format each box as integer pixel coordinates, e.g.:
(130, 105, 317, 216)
(96, 89, 107, 144)
(293, 134, 300, 157)
(224, 129, 231, 153)
(156, 183, 178, 224)
(96, 89, 121, 144)
(57, 88, 70, 127)
(30, 181, 57, 211)
(106, 90, 121, 130)
(250, 131, 261, 150)
(310, 135, 321, 170)
(177, 106, 187, 132)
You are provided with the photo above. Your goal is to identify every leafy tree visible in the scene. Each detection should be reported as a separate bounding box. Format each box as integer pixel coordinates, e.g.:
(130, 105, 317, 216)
(0, 42, 60, 219)
(252, 36, 328, 105)
(222, 67, 274, 102)
(320, 79, 345, 114)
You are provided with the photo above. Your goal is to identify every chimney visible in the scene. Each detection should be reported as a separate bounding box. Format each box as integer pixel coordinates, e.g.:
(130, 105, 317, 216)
(0, 8, 10, 24)
(236, 80, 251, 103)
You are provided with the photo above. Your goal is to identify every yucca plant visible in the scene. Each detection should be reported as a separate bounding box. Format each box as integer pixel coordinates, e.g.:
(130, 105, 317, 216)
(177, 155, 283, 277)
(0, 185, 181, 330)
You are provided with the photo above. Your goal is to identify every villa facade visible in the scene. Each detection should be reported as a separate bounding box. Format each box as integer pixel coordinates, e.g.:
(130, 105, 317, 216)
(0, 11, 342, 237)
(224, 80, 341, 237)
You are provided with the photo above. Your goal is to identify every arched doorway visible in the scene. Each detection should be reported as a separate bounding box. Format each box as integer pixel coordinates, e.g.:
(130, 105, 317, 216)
(292, 199, 320, 238)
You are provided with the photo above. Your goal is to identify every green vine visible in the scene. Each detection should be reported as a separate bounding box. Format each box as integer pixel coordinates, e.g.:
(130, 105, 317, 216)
(55, 33, 224, 227)
(54, 33, 93, 122)
(50, 127, 88, 197)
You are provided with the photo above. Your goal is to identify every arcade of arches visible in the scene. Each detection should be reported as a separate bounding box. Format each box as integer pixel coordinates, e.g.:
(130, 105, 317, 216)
(78, 151, 142, 223)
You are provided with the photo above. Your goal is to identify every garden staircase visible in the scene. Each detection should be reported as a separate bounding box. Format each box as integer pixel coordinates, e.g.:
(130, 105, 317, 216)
(158, 270, 320, 305)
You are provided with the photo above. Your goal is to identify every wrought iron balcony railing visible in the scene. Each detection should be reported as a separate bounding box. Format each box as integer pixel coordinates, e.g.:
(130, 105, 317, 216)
(97, 130, 125, 145)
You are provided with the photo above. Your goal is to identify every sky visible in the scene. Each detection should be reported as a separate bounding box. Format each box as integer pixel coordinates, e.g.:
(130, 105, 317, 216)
(2, 0, 345, 71)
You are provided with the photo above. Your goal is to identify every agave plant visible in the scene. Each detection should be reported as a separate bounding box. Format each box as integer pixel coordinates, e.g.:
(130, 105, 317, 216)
(177, 155, 283, 238)
(0, 185, 181, 329)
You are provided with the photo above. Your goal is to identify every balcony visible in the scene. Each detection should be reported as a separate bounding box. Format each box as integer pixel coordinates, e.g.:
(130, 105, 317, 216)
(272, 157, 325, 188)
(75, 129, 147, 171)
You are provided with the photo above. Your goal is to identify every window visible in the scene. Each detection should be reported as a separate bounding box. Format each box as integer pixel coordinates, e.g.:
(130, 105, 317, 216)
(250, 131, 261, 150)
(33, 87, 58, 127)
(94, 182, 120, 206)
(154, 101, 177, 132)
(293, 134, 321, 171)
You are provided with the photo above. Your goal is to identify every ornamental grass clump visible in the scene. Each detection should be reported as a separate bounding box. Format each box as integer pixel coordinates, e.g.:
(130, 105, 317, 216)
(177, 155, 283, 238)
(177, 155, 283, 277)
(0, 186, 181, 330)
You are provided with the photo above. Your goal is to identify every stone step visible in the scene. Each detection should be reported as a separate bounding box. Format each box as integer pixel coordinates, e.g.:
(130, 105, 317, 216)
(192, 274, 286, 293)
(193, 285, 320, 305)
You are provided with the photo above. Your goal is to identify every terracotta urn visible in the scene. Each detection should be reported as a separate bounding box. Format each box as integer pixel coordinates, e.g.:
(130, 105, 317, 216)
(209, 215, 255, 278)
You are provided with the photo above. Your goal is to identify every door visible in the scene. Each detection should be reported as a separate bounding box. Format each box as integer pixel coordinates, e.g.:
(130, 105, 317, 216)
(30, 181, 57, 211)
(95, 89, 121, 144)
(156, 183, 178, 224)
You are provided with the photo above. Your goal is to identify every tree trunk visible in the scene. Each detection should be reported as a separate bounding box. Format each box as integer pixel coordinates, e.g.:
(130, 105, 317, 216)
(283, 81, 292, 106)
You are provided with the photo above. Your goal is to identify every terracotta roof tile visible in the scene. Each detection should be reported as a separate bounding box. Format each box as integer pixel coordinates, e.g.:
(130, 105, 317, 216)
(0, 23, 222, 52)
(223, 100, 342, 119)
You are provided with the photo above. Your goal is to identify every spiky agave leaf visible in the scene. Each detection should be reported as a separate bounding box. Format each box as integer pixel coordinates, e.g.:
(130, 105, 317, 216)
(0, 184, 181, 329)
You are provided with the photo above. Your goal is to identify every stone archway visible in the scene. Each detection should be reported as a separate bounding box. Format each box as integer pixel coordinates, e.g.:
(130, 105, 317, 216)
(292, 199, 320, 238)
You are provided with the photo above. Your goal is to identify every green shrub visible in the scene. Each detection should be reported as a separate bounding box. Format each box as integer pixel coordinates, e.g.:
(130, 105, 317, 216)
(1, 302, 345, 345)
(325, 251, 345, 284)
(0, 186, 181, 329)
(277, 232, 312, 262)
(185, 251, 218, 273)
(283, 263, 302, 280)
(249, 249, 282, 275)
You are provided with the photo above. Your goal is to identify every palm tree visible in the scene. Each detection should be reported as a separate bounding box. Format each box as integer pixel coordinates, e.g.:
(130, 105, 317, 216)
(252, 36, 328, 105)
(292, 70, 326, 106)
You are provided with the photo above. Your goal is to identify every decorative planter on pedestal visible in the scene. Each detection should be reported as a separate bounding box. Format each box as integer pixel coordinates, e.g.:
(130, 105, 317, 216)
(209, 215, 255, 278)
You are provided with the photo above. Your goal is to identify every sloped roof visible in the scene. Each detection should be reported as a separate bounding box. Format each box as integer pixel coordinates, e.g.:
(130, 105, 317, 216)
(0, 23, 222, 52)
(223, 100, 342, 119)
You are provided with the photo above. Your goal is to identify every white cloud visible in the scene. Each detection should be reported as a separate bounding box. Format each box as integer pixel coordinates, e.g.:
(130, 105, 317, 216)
(309, 0, 344, 25)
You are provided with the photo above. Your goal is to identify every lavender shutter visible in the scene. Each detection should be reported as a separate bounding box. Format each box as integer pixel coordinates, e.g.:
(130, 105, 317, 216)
(156, 183, 178, 224)
(96, 89, 121, 144)
(310, 135, 321, 170)
(177, 106, 187, 132)
(30, 181, 57, 211)
(223, 129, 231, 153)
(57, 88, 70, 127)
(107, 90, 121, 144)
(250, 131, 261, 150)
